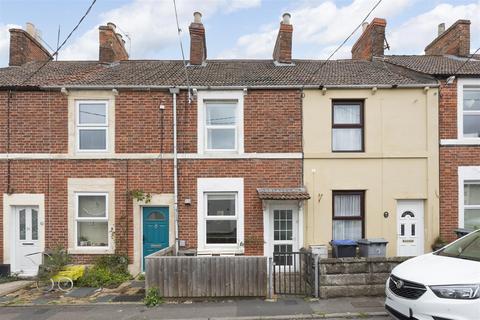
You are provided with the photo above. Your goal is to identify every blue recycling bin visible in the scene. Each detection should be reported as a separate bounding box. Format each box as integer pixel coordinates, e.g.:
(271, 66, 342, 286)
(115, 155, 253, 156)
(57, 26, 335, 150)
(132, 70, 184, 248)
(330, 240, 357, 258)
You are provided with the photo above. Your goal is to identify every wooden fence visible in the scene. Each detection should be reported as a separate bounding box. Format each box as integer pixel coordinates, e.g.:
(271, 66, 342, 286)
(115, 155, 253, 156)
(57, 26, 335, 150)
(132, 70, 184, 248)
(145, 254, 268, 297)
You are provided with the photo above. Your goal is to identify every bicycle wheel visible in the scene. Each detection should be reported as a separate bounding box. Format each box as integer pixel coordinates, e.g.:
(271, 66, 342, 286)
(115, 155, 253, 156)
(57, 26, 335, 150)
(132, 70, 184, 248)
(36, 278, 54, 292)
(57, 277, 74, 292)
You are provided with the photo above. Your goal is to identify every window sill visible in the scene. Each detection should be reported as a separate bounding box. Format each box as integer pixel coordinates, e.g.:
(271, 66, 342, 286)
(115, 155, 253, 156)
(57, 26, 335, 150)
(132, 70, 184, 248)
(196, 246, 244, 255)
(440, 139, 480, 146)
(68, 247, 114, 255)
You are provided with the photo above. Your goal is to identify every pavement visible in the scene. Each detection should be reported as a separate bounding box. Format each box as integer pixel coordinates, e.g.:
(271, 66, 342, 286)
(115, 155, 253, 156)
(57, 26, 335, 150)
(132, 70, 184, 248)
(0, 281, 33, 297)
(0, 296, 390, 320)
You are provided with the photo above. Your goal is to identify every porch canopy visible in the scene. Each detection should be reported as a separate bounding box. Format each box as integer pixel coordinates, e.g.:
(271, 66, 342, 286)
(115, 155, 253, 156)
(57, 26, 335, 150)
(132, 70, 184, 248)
(256, 187, 310, 200)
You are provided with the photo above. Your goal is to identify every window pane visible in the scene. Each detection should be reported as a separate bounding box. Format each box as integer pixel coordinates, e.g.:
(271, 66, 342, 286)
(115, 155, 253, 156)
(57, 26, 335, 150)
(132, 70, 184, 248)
(333, 220, 362, 240)
(464, 183, 480, 205)
(19, 209, 26, 240)
(206, 220, 237, 243)
(465, 209, 480, 230)
(332, 128, 362, 151)
(31, 209, 38, 240)
(207, 128, 235, 150)
(273, 244, 293, 265)
(207, 194, 235, 216)
(274, 209, 293, 241)
(77, 221, 108, 247)
(334, 194, 361, 217)
(78, 195, 106, 218)
(464, 90, 480, 111)
(79, 129, 107, 150)
(206, 103, 236, 125)
(463, 114, 480, 138)
(79, 103, 107, 124)
(146, 211, 166, 221)
(333, 104, 361, 124)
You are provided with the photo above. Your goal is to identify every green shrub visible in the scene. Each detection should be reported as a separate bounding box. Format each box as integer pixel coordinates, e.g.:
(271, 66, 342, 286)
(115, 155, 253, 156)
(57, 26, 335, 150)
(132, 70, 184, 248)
(76, 254, 131, 288)
(144, 287, 162, 307)
(38, 246, 70, 281)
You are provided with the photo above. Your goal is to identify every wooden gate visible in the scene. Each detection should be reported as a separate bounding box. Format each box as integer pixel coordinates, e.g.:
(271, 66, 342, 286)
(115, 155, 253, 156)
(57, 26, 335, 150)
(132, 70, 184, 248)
(273, 251, 314, 295)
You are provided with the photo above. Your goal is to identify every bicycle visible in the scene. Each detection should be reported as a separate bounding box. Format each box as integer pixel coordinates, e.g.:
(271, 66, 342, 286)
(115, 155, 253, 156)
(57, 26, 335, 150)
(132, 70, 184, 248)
(25, 251, 82, 292)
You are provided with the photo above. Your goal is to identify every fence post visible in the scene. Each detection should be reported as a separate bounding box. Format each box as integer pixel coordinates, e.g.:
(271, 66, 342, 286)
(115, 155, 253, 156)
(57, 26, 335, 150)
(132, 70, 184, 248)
(268, 257, 274, 299)
(314, 254, 319, 298)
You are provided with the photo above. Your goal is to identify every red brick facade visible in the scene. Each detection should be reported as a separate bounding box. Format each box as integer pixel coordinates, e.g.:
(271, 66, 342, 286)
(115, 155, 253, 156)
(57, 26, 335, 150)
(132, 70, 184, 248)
(425, 20, 471, 57)
(0, 88, 303, 264)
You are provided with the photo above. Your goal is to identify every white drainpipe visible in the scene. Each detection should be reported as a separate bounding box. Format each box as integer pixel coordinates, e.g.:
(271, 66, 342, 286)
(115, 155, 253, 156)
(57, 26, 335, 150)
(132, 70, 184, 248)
(169, 87, 180, 254)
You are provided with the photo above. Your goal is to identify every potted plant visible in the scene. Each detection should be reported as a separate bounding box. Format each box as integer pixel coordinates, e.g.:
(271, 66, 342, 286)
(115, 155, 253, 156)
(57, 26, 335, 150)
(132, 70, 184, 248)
(79, 236, 90, 247)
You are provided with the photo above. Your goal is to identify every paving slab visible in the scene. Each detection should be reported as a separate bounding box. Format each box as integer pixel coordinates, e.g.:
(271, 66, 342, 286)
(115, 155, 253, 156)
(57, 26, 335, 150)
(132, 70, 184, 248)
(129, 280, 145, 288)
(112, 294, 144, 302)
(66, 287, 98, 298)
(0, 280, 33, 296)
(94, 294, 117, 303)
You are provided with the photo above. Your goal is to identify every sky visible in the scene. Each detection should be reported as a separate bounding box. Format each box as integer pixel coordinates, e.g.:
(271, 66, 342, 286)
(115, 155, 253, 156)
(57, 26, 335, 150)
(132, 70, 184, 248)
(0, 0, 479, 67)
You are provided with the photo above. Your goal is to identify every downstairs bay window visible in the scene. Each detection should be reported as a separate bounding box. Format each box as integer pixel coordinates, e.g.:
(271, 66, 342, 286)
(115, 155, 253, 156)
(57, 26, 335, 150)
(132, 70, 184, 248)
(75, 193, 109, 248)
(332, 191, 365, 240)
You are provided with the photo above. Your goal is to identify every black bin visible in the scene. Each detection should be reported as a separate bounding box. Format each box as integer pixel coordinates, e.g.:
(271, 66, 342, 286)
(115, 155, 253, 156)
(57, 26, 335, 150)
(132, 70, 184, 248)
(330, 240, 357, 258)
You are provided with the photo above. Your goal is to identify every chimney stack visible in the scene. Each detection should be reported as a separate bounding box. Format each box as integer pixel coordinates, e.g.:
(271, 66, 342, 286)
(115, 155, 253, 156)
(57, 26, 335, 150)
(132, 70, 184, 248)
(189, 12, 207, 66)
(99, 22, 129, 63)
(9, 23, 52, 66)
(273, 13, 293, 64)
(425, 20, 470, 57)
(351, 17, 386, 60)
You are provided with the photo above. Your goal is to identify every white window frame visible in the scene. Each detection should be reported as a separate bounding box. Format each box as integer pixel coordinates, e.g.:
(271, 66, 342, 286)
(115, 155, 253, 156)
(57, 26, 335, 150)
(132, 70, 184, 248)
(197, 91, 244, 154)
(75, 100, 109, 153)
(458, 166, 480, 228)
(204, 192, 238, 245)
(197, 178, 244, 254)
(457, 78, 480, 142)
(74, 192, 110, 250)
(204, 102, 238, 152)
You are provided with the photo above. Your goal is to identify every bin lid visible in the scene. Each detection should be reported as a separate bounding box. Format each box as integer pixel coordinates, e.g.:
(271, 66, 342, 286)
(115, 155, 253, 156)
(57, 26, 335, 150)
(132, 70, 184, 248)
(357, 238, 388, 244)
(330, 240, 357, 246)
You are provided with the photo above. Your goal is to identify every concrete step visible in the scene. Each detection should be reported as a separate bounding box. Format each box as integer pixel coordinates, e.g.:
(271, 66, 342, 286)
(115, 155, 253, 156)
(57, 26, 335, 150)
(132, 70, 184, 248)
(319, 284, 386, 299)
(320, 272, 390, 286)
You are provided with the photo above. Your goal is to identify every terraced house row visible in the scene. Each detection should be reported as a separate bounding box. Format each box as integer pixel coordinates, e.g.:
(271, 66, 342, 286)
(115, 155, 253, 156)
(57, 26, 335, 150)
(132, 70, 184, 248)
(0, 13, 479, 276)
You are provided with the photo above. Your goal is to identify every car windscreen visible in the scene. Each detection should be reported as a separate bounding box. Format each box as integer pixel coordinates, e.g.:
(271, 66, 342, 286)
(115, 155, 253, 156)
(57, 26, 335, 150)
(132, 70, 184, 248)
(436, 231, 480, 262)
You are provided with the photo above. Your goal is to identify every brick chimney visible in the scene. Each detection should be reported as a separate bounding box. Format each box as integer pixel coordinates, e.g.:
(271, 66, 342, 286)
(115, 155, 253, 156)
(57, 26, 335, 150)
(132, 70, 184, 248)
(273, 13, 293, 64)
(425, 20, 470, 57)
(351, 18, 387, 60)
(9, 23, 52, 66)
(99, 22, 129, 63)
(189, 12, 207, 65)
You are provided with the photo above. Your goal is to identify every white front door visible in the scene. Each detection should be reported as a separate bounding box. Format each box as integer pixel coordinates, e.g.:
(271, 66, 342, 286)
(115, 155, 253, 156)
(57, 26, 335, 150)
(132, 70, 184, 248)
(12, 206, 41, 276)
(269, 204, 299, 269)
(396, 200, 424, 257)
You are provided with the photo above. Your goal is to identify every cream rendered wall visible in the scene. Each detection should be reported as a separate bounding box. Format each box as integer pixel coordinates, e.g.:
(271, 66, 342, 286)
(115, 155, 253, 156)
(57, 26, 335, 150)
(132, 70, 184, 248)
(303, 88, 439, 257)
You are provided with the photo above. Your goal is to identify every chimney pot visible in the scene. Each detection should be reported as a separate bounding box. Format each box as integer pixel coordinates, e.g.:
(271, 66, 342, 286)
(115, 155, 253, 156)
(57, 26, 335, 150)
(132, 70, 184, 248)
(107, 22, 116, 30)
(362, 22, 369, 32)
(282, 13, 291, 24)
(438, 23, 445, 36)
(25, 22, 36, 38)
(193, 12, 202, 23)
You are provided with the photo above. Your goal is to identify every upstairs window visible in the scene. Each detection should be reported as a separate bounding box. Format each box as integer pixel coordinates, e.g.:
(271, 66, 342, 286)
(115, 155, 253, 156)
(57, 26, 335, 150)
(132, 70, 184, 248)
(462, 88, 480, 138)
(76, 101, 108, 152)
(205, 101, 238, 151)
(332, 101, 364, 152)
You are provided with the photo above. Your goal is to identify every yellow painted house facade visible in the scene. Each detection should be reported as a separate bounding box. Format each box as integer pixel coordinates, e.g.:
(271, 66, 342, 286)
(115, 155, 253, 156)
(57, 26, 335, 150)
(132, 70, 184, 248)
(302, 88, 440, 257)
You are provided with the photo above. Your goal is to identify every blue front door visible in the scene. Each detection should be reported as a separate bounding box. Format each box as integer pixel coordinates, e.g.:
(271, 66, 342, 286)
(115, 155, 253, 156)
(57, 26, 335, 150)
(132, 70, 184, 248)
(142, 207, 169, 270)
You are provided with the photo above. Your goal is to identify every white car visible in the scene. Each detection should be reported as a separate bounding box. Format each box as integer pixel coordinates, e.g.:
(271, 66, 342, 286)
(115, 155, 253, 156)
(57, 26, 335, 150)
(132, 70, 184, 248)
(385, 230, 480, 320)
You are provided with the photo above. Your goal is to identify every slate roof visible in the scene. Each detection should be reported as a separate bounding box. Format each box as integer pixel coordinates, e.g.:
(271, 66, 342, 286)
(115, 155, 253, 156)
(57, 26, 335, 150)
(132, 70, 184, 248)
(383, 55, 480, 77)
(257, 188, 310, 200)
(0, 59, 437, 88)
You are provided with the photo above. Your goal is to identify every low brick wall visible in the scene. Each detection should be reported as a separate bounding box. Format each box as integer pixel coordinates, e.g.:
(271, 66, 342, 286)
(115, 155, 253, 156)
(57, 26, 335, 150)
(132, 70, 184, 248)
(317, 257, 410, 298)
